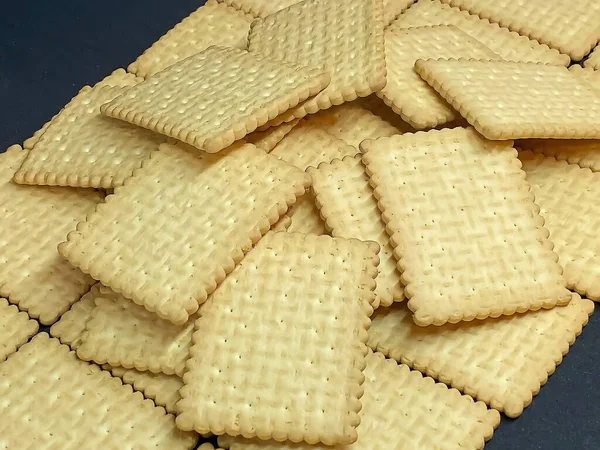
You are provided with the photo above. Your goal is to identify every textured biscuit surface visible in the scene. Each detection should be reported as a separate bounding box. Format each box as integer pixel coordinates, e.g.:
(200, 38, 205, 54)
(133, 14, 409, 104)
(569, 64, 600, 88)
(219, 351, 499, 450)
(585, 45, 600, 70)
(15, 86, 164, 189)
(415, 59, 600, 140)
(77, 285, 194, 375)
(368, 295, 593, 417)
(362, 128, 570, 326)
(0, 146, 103, 325)
(248, 0, 386, 123)
(59, 142, 309, 325)
(129, 0, 253, 78)
(518, 138, 600, 172)
(48, 284, 99, 349)
(438, 0, 600, 60)
(309, 155, 403, 308)
(0, 298, 39, 363)
(389, 0, 569, 66)
(246, 119, 300, 152)
(520, 151, 600, 300)
(176, 233, 379, 445)
(380, 25, 499, 129)
(102, 46, 330, 152)
(0, 334, 197, 449)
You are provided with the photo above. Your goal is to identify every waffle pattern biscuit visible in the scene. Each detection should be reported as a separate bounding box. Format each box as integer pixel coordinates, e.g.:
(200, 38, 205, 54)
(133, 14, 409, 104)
(389, 0, 569, 66)
(102, 46, 330, 153)
(380, 25, 499, 129)
(415, 59, 600, 140)
(219, 351, 499, 450)
(303, 103, 401, 149)
(128, 1, 253, 78)
(49, 283, 100, 349)
(15, 86, 164, 189)
(362, 128, 570, 326)
(58, 142, 310, 325)
(107, 366, 183, 415)
(248, 0, 386, 123)
(309, 155, 404, 308)
(0, 146, 103, 325)
(77, 286, 194, 376)
(0, 333, 198, 449)
(246, 119, 301, 152)
(368, 295, 593, 417)
(518, 138, 600, 172)
(0, 298, 39, 363)
(520, 151, 600, 300)
(585, 45, 600, 70)
(286, 194, 328, 235)
(176, 233, 379, 445)
(438, 0, 600, 60)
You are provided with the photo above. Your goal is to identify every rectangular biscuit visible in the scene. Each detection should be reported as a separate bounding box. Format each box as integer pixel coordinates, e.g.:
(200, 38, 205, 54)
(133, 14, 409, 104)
(309, 155, 404, 308)
(380, 25, 499, 129)
(0, 145, 103, 325)
(58, 142, 310, 325)
(102, 46, 330, 153)
(0, 333, 198, 448)
(176, 232, 379, 445)
(368, 294, 594, 417)
(519, 151, 600, 300)
(361, 128, 570, 326)
(218, 351, 499, 450)
(415, 59, 600, 140)
(389, 0, 569, 66)
(248, 0, 386, 124)
(0, 298, 39, 362)
(14, 85, 165, 189)
(77, 285, 194, 376)
(128, 1, 253, 78)
(246, 119, 300, 153)
(438, 0, 600, 60)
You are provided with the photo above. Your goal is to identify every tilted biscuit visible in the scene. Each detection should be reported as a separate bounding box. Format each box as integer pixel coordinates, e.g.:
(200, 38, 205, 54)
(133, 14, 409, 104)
(438, 0, 600, 60)
(0, 298, 39, 363)
(219, 351, 499, 450)
(0, 334, 198, 449)
(102, 46, 330, 153)
(389, 0, 569, 66)
(380, 25, 499, 129)
(415, 59, 600, 140)
(286, 194, 328, 235)
(77, 285, 194, 376)
(585, 45, 600, 70)
(128, 1, 253, 78)
(14, 85, 164, 189)
(368, 295, 593, 417)
(357, 95, 417, 133)
(58, 142, 310, 324)
(176, 233, 379, 445)
(309, 155, 404, 308)
(520, 151, 600, 300)
(361, 128, 570, 326)
(248, 0, 386, 124)
(246, 119, 300, 152)
(0, 146, 103, 325)
(518, 138, 600, 173)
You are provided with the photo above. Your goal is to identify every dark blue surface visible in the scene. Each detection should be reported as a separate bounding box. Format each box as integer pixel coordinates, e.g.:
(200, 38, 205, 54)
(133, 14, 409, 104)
(1, 1, 599, 449)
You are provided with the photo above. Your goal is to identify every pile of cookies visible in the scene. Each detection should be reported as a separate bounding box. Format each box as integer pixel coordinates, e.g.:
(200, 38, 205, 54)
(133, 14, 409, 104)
(2, 0, 600, 448)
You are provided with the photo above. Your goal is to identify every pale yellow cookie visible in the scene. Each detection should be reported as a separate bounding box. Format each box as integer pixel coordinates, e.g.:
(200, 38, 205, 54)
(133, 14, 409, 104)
(0, 298, 39, 363)
(246, 119, 300, 152)
(585, 44, 600, 70)
(286, 194, 328, 235)
(216, 0, 302, 17)
(518, 138, 600, 172)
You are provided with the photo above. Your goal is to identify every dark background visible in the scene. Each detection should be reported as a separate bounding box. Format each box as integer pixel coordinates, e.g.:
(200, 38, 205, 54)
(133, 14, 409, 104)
(1, 1, 599, 449)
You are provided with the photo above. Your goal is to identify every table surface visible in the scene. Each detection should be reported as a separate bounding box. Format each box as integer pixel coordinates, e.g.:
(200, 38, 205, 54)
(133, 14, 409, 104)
(1, 1, 599, 449)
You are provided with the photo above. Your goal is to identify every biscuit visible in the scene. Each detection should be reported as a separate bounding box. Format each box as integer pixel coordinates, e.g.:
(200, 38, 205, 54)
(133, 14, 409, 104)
(585, 45, 600, 70)
(58, 142, 310, 324)
(309, 155, 404, 307)
(0, 146, 103, 325)
(102, 46, 330, 152)
(438, 0, 600, 60)
(380, 25, 499, 129)
(248, 0, 386, 124)
(219, 351, 499, 450)
(517, 138, 600, 172)
(246, 119, 300, 153)
(128, 1, 254, 78)
(361, 128, 570, 326)
(389, 0, 569, 66)
(415, 59, 600, 140)
(216, 0, 302, 17)
(368, 295, 593, 417)
(0, 298, 39, 363)
(176, 233, 379, 445)
(568, 64, 600, 89)
(15, 85, 164, 189)
(357, 95, 417, 132)
(0, 333, 198, 449)
(286, 194, 328, 235)
(382, 0, 416, 26)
